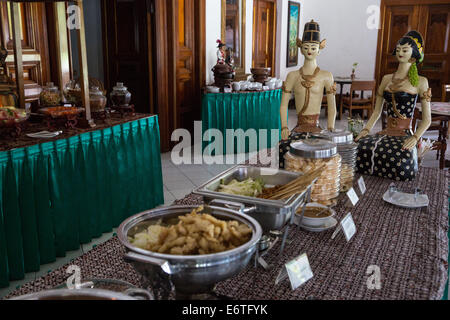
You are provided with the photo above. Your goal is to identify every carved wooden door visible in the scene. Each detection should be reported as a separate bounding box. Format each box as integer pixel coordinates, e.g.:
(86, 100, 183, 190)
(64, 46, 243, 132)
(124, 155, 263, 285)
(169, 0, 202, 134)
(252, 0, 276, 73)
(0, 1, 51, 104)
(102, 0, 153, 113)
(419, 4, 450, 101)
(376, 1, 450, 101)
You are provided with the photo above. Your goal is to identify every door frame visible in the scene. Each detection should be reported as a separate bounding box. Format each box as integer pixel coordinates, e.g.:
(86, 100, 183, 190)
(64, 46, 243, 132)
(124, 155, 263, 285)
(101, 0, 205, 152)
(252, 0, 277, 76)
(375, 0, 450, 85)
(155, 0, 206, 152)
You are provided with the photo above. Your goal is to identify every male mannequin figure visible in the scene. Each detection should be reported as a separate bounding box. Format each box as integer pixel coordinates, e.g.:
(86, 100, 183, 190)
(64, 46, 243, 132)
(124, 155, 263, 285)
(279, 20, 337, 168)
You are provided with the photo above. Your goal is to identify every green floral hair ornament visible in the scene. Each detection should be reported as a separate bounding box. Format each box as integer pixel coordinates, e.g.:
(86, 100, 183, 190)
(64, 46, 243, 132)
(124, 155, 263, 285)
(408, 63, 419, 87)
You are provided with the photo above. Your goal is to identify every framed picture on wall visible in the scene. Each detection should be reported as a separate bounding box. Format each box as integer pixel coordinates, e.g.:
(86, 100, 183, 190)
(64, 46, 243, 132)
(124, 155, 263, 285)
(286, 1, 301, 68)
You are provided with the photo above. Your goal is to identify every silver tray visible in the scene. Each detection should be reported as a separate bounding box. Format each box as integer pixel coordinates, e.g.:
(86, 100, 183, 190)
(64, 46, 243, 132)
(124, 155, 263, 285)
(193, 165, 315, 232)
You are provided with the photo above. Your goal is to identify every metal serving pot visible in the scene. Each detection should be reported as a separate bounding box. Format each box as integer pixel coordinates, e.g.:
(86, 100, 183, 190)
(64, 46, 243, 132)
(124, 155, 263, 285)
(9, 288, 151, 300)
(118, 205, 262, 299)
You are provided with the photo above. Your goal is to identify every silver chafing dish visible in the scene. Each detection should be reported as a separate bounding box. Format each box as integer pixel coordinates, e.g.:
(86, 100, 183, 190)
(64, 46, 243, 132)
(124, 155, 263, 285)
(193, 165, 313, 232)
(118, 205, 262, 299)
(9, 288, 150, 300)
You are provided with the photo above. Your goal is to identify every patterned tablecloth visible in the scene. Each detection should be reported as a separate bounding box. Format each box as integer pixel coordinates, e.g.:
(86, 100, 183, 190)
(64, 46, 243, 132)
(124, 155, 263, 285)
(3, 164, 448, 300)
(417, 102, 450, 117)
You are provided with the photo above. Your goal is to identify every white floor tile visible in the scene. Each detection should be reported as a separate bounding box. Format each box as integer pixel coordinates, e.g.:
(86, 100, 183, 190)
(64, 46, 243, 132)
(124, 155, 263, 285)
(170, 189, 193, 200)
(164, 179, 195, 191)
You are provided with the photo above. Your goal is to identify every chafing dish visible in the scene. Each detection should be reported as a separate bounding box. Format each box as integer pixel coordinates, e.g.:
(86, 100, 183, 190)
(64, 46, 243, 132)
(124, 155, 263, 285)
(9, 288, 150, 300)
(118, 205, 262, 299)
(193, 165, 314, 232)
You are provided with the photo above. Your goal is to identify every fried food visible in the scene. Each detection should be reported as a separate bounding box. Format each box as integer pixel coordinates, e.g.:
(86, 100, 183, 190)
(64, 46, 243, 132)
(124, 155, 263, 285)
(129, 206, 252, 255)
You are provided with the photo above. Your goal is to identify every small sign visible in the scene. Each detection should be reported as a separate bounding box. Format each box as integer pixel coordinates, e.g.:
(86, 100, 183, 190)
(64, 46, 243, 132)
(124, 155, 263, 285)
(341, 213, 357, 242)
(347, 188, 359, 206)
(332, 213, 357, 242)
(358, 177, 367, 195)
(275, 254, 313, 290)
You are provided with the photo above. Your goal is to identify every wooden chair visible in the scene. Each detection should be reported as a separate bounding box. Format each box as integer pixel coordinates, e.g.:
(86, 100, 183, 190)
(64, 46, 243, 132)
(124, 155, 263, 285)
(340, 80, 376, 120)
(443, 84, 450, 102)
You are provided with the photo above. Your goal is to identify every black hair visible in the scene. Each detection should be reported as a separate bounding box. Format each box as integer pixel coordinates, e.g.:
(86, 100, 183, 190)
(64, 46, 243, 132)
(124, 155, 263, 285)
(392, 37, 422, 64)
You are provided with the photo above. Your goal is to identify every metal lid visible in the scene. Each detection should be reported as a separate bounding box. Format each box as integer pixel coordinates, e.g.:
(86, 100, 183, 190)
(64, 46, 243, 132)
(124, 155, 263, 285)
(315, 129, 354, 144)
(289, 139, 337, 159)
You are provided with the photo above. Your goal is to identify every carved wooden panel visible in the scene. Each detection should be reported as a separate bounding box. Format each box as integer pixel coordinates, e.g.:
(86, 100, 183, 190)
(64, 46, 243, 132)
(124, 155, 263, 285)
(0, 2, 50, 102)
(376, 1, 450, 101)
(421, 4, 450, 101)
(252, 0, 276, 72)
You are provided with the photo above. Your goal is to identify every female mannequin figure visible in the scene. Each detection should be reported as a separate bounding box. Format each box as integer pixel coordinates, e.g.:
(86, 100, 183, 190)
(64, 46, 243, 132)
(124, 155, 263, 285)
(279, 20, 337, 169)
(355, 31, 432, 181)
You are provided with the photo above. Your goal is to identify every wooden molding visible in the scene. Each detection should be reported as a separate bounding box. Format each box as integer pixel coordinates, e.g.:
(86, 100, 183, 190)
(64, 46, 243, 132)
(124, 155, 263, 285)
(10, 2, 25, 108)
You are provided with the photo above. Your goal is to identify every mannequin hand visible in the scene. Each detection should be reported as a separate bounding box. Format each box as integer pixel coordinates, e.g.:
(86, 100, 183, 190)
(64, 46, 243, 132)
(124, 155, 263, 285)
(355, 130, 369, 142)
(402, 136, 418, 151)
(281, 127, 291, 140)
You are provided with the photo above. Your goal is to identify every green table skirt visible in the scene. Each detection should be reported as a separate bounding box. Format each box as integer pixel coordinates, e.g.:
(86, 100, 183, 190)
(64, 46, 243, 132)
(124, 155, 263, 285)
(202, 90, 282, 155)
(0, 116, 164, 287)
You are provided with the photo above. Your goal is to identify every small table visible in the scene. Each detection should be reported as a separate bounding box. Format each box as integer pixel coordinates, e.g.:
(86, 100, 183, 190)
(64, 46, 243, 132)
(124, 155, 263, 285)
(202, 90, 282, 154)
(414, 102, 450, 169)
(0, 115, 164, 287)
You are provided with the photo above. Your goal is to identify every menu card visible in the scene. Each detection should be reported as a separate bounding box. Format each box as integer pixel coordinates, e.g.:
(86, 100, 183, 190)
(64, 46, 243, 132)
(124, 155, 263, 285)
(332, 213, 357, 242)
(358, 177, 367, 195)
(347, 188, 359, 206)
(275, 253, 313, 290)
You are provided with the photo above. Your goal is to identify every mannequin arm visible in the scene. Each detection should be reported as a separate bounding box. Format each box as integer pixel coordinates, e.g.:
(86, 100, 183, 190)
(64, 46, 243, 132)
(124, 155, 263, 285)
(402, 78, 432, 150)
(280, 92, 291, 140)
(325, 74, 337, 130)
(355, 75, 390, 141)
(280, 72, 297, 140)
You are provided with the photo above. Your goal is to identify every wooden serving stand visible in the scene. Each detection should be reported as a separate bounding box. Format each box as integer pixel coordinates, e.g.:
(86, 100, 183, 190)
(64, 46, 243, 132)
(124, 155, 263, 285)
(9, 0, 95, 128)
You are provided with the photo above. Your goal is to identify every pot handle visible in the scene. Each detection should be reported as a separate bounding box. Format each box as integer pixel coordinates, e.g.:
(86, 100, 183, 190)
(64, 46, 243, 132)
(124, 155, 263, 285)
(124, 288, 154, 300)
(209, 199, 257, 215)
(123, 252, 174, 275)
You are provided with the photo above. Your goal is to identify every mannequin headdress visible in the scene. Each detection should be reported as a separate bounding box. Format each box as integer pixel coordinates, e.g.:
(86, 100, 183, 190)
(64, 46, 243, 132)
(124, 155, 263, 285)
(296, 20, 326, 49)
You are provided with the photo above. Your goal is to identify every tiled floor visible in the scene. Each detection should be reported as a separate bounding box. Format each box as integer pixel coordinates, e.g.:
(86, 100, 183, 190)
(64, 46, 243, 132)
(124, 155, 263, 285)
(1, 109, 448, 298)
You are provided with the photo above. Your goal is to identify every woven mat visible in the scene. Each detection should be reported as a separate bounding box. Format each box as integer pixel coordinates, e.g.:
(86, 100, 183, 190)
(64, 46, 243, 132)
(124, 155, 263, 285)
(4, 166, 449, 300)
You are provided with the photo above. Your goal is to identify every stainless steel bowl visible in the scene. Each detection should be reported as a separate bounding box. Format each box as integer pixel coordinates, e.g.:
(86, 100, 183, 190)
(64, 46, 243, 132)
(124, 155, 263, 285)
(193, 166, 313, 232)
(9, 288, 146, 300)
(118, 205, 262, 298)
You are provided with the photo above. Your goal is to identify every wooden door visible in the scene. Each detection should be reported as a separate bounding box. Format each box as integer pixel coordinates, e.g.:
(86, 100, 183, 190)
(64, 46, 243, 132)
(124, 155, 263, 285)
(167, 0, 204, 136)
(252, 0, 276, 73)
(419, 4, 450, 101)
(0, 2, 51, 104)
(376, 0, 450, 101)
(102, 0, 154, 114)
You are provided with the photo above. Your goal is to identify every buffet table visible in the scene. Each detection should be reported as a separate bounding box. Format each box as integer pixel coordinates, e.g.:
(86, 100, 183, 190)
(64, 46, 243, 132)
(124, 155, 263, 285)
(0, 115, 164, 288)
(3, 157, 448, 300)
(202, 90, 282, 154)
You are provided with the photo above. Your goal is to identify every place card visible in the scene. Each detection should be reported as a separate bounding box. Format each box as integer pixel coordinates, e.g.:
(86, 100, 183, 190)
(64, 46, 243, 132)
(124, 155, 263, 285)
(358, 177, 367, 195)
(332, 213, 357, 242)
(275, 253, 313, 290)
(347, 188, 359, 206)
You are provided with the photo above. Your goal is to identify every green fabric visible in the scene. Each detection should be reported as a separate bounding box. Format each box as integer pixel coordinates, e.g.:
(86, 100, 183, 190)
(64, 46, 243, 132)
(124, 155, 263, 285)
(202, 90, 282, 155)
(0, 116, 164, 287)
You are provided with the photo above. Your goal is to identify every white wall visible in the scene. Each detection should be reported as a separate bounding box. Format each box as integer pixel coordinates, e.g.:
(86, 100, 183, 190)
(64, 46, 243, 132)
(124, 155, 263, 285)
(299, 0, 381, 81)
(275, 0, 304, 81)
(206, 0, 381, 84)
